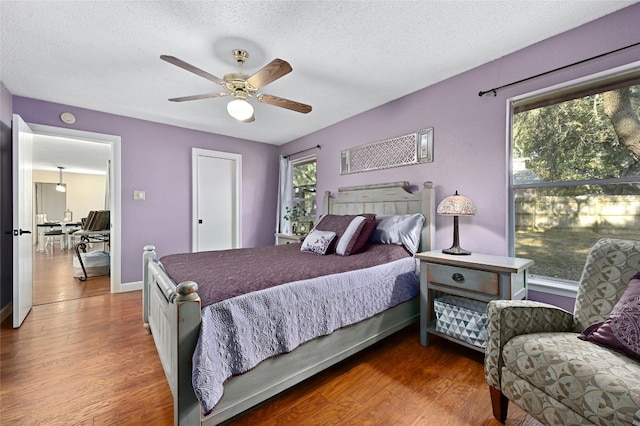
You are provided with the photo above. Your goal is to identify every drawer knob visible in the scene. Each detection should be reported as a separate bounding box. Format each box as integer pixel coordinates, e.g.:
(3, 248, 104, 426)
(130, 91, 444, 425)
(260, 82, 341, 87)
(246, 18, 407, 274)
(452, 273, 465, 283)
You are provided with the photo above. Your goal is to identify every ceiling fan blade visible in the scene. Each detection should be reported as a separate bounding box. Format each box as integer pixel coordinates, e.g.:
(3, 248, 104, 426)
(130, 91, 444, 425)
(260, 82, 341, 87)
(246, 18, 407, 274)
(160, 55, 225, 85)
(246, 59, 292, 89)
(257, 94, 312, 114)
(168, 92, 227, 102)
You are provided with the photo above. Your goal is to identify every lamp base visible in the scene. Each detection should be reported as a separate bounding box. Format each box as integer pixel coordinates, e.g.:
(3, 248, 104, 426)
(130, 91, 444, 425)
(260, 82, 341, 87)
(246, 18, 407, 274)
(443, 215, 471, 255)
(442, 246, 471, 255)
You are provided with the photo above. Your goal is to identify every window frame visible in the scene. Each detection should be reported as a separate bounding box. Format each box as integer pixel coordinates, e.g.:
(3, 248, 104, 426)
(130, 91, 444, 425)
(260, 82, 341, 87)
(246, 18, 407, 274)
(290, 154, 317, 223)
(507, 60, 640, 295)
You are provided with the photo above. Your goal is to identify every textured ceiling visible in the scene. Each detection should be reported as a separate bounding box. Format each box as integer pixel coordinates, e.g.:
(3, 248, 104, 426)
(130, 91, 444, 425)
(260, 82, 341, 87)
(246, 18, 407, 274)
(1, 1, 636, 174)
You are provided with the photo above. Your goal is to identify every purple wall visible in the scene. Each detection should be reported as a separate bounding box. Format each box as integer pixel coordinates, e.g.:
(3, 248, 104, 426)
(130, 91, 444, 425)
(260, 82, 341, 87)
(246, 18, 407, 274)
(528, 290, 575, 313)
(12, 97, 280, 284)
(281, 4, 640, 261)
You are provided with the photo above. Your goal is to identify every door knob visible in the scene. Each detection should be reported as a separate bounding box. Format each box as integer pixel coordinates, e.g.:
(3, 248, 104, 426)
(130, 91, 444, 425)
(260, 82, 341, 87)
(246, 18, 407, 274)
(13, 229, 32, 236)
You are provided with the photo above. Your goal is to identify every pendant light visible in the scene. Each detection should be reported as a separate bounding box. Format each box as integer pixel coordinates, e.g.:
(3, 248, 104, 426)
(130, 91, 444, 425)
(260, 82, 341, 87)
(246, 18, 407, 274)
(56, 166, 66, 193)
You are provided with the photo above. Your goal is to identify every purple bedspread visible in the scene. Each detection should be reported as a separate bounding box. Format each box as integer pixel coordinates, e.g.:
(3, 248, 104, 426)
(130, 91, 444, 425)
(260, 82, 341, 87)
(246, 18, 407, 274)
(160, 243, 411, 307)
(193, 255, 419, 414)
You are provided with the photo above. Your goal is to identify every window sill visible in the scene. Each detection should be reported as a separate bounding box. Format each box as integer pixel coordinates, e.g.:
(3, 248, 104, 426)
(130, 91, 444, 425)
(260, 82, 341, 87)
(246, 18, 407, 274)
(528, 276, 579, 299)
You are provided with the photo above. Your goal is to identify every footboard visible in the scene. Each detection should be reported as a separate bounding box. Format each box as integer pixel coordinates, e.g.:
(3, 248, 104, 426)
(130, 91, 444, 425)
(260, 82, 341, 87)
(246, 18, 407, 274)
(143, 245, 202, 425)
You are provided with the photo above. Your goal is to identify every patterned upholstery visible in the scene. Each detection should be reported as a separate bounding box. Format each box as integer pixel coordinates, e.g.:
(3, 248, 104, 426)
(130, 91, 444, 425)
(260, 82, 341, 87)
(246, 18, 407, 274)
(485, 238, 640, 425)
(573, 239, 640, 332)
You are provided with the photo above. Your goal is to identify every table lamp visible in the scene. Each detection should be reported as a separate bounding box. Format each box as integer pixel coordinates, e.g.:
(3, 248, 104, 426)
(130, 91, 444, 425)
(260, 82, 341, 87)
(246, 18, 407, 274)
(437, 190, 477, 255)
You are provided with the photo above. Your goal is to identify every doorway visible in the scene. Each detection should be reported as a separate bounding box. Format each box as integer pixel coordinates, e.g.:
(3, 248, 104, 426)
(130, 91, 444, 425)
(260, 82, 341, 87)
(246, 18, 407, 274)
(26, 123, 121, 303)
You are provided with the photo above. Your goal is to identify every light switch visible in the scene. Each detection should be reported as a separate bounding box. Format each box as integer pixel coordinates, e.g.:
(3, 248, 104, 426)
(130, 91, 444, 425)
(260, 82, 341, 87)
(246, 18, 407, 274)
(133, 190, 145, 200)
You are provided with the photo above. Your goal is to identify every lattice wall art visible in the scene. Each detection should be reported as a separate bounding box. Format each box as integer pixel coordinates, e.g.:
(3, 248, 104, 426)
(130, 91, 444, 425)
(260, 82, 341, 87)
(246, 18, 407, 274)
(340, 128, 433, 175)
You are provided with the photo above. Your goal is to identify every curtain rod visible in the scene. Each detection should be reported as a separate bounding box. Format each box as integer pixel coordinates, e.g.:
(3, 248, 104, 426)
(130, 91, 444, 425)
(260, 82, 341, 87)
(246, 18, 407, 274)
(478, 41, 640, 97)
(283, 144, 321, 158)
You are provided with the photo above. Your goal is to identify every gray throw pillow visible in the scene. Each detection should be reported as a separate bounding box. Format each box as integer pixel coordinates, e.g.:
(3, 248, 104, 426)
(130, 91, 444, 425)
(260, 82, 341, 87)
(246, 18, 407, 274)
(369, 213, 425, 254)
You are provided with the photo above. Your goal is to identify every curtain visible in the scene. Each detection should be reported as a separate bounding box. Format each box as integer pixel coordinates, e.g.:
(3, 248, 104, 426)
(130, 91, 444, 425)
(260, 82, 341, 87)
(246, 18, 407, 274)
(276, 155, 293, 235)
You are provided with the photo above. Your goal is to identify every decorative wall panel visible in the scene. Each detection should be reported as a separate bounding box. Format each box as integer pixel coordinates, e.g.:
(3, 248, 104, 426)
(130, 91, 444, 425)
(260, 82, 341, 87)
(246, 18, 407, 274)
(340, 128, 433, 175)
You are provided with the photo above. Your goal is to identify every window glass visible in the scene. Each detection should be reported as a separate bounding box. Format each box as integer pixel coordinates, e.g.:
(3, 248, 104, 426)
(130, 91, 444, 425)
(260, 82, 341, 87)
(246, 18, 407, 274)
(512, 77, 640, 282)
(292, 156, 316, 224)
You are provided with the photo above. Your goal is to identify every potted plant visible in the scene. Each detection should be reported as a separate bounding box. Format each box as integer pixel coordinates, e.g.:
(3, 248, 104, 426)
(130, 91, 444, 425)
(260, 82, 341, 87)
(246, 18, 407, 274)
(284, 202, 308, 235)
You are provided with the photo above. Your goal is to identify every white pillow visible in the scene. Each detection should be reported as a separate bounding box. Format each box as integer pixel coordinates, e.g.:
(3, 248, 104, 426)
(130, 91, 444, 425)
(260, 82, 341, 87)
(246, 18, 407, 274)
(335, 216, 366, 256)
(300, 229, 337, 255)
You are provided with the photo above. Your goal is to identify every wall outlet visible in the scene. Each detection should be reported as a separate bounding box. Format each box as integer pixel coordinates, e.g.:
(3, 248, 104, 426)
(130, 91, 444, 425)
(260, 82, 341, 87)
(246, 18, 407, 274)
(133, 190, 145, 200)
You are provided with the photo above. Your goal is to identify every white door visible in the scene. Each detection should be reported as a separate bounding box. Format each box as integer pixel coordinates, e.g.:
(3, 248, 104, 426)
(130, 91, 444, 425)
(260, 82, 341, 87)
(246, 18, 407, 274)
(12, 114, 34, 328)
(192, 149, 241, 252)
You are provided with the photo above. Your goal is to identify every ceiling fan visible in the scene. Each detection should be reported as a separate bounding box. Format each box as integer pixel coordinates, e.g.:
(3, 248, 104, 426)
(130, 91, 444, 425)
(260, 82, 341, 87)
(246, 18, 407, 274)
(161, 49, 312, 122)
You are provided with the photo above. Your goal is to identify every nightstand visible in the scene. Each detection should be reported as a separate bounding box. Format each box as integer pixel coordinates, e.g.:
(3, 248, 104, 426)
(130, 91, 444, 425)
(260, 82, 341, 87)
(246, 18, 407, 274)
(415, 250, 534, 352)
(275, 233, 305, 245)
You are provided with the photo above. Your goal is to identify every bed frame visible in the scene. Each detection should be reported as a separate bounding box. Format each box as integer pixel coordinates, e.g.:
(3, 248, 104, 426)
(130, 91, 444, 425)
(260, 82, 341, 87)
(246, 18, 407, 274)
(142, 181, 435, 425)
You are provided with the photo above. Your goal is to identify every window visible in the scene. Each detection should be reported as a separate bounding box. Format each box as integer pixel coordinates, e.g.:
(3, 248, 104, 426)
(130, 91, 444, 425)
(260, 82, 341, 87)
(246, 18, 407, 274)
(291, 156, 317, 224)
(510, 67, 640, 283)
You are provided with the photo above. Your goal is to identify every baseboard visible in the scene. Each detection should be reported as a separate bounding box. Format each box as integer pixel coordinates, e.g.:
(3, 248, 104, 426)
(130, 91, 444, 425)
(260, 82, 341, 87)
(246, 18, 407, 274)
(119, 281, 142, 292)
(0, 302, 12, 323)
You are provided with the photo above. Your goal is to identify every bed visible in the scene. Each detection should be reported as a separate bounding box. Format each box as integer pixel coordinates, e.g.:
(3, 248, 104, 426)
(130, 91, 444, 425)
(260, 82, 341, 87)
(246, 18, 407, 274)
(142, 181, 435, 425)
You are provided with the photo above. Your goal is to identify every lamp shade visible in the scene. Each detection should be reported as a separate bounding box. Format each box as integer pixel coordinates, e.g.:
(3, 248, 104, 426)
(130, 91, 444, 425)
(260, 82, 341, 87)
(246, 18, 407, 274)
(437, 191, 476, 216)
(227, 98, 254, 121)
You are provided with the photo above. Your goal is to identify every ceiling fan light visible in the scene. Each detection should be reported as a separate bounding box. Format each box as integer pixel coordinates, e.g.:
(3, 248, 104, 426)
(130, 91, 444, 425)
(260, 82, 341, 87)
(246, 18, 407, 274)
(227, 98, 254, 121)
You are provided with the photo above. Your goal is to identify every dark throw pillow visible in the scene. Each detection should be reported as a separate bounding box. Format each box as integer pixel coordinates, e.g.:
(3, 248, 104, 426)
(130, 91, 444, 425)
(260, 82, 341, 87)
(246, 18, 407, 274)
(314, 214, 376, 255)
(579, 271, 640, 361)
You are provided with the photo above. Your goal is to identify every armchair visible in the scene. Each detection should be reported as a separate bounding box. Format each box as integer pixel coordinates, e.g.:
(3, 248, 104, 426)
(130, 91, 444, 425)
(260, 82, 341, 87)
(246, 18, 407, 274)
(485, 238, 640, 425)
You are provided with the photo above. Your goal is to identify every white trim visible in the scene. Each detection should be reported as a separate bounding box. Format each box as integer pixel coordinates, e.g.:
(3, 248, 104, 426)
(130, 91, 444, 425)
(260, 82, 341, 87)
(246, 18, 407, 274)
(505, 98, 515, 253)
(191, 148, 242, 252)
(528, 276, 579, 299)
(120, 281, 142, 292)
(26, 123, 123, 293)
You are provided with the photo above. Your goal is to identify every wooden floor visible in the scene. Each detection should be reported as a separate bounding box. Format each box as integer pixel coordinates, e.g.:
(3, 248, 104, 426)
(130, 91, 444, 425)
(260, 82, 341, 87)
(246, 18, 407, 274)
(32, 243, 110, 306)
(1, 250, 543, 425)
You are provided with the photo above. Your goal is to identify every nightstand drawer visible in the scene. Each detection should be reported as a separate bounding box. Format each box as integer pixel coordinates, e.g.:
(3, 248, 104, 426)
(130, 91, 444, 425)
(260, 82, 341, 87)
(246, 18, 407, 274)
(427, 264, 499, 295)
(275, 233, 305, 245)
